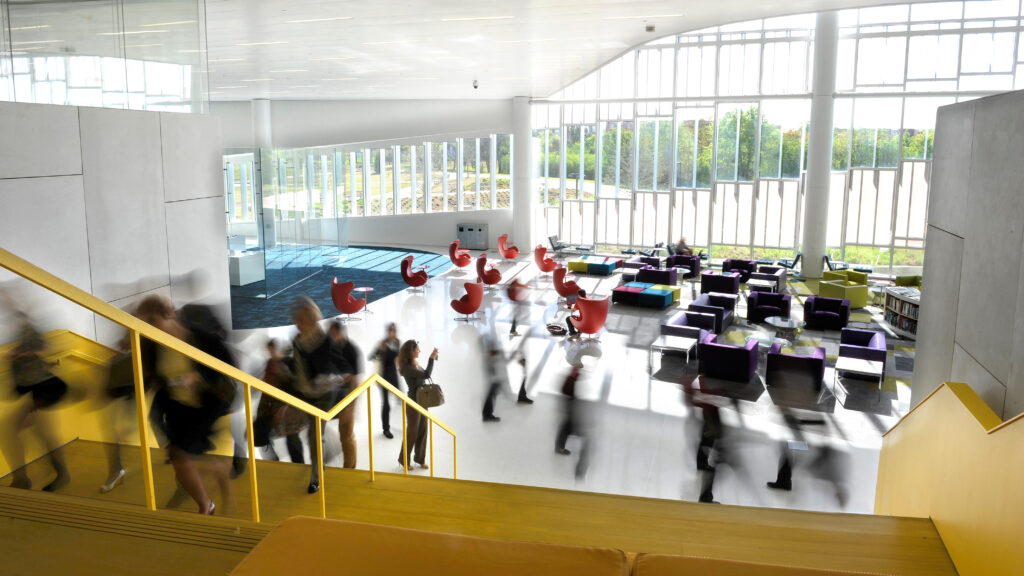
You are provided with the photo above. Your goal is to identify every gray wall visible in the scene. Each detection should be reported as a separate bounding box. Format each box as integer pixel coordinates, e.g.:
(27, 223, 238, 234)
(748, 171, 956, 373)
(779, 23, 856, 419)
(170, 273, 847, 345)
(913, 90, 1024, 419)
(0, 101, 227, 347)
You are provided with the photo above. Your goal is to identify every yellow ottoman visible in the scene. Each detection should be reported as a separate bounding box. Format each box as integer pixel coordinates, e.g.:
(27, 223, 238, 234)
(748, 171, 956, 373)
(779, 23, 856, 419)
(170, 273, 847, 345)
(567, 259, 589, 273)
(651, 284, 680, 303)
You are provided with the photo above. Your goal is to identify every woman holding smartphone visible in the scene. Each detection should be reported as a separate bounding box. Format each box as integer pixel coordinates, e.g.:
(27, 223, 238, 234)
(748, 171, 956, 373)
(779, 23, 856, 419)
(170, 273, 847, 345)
(396, 340, 437, 470)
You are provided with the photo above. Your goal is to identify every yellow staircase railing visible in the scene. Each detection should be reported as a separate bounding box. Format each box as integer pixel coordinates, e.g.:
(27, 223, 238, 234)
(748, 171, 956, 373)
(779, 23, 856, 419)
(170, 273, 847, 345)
(875, 381, 1024, 576)
(0, 246, 455, 523)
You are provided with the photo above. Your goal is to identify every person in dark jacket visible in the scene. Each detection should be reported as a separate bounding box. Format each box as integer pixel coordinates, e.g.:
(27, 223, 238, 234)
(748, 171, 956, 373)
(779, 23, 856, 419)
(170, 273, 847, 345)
(368, 323, 401, 438)
(327, 320, 361, 469)
(289, 297, 352, 494)
(396, 339, 437, 470)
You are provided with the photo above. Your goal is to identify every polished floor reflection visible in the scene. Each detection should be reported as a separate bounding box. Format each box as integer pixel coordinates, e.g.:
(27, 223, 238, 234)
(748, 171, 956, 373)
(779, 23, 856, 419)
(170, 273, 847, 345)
(231, 245, 913, 515)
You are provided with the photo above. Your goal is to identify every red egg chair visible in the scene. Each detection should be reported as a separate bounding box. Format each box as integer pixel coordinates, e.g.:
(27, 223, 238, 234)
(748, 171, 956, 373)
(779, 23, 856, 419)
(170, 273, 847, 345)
(508, 280, 529, 302)
(476, 254, 502, 289)
(331, 278, 366, 320)
(534, 244, 557, 279)
(449, 240, 472, 268)
(553, 266, 580, 302)
(400, 255, 428, 291)
(498, 234, 520, 260)
(451, 282, 484, 321)
(569, 295, 610, 341)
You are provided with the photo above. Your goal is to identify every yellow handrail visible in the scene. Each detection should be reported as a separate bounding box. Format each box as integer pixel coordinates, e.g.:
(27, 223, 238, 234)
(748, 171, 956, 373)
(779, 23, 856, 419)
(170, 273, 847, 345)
(0, 246, 456, 522)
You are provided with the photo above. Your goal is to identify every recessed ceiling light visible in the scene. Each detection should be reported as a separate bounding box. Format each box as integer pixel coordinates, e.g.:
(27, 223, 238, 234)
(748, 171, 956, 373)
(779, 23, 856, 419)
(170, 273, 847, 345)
(603, 14, 682, 20)
(141, 20, 195, 27)
(210, 58, 247, 62)
(235, 41, 288, 46)
(286, 16, 352, 23)
(9, 25, 51, 31)
(311, 56, 356, 61)
(240, 78, 274, 82)
(440, 16, 514, 22)
(324, 77, 357, 81)
(12, 39, 62, 45)
(495, 38, 548, 43)
(361, 40, 406, 45)
(99, 30, 169, 35)
(270, 69, 309, 73)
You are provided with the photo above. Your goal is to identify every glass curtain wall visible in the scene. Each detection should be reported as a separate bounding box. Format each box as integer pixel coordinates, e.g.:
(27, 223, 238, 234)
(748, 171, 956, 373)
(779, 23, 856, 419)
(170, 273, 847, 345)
(536, 1, 1024, 276)
(0, 0, 208, 112)
(223, 133, 513, 296)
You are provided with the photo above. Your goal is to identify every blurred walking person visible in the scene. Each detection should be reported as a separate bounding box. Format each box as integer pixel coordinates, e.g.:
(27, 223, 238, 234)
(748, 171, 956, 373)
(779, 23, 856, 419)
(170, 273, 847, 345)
(289, 297, 352, 494)
(2, 314, 70, 491)
(369, 323, 401, 439)
(327, 320, 361, 469)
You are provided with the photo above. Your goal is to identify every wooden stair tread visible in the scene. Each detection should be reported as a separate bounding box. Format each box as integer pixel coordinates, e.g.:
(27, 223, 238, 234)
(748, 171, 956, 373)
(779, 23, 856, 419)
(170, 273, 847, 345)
(12, 439, 955, 575)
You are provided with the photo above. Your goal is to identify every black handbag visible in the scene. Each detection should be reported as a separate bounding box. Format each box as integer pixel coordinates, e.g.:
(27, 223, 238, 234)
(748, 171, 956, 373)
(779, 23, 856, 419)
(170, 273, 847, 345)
(415, 378, 445, 408)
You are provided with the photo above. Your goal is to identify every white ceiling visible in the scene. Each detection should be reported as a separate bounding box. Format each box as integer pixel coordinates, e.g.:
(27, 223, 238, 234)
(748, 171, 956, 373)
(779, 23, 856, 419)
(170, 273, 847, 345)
(203, 0, 929, 101)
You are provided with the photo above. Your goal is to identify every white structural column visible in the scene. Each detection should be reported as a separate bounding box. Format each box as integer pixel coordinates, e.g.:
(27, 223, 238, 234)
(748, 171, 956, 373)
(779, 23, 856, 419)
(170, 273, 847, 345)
(800, 11, 839, 279)
(252, 99, 276, 248)
(512, 96, 534, 248)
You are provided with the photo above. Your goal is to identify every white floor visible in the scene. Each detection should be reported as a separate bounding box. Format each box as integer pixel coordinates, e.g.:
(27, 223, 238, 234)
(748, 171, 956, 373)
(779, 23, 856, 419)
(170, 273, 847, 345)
(230, 245, 910, 515)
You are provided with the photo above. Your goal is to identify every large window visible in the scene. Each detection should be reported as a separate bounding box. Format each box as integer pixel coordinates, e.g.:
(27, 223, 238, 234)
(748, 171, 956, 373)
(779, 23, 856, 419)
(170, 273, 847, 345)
(538, 1, 1024, 275)
(235, 134, 514, 229)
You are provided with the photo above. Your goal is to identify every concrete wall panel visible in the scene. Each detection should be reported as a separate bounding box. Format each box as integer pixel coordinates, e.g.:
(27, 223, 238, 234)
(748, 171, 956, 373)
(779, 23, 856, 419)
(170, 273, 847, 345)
(912, 226, 963, 407)
(951, 343, 1007, 416)
(95, 285, 173, 348)
(0, 175, 95, 341)
(0, 102, 82, 180)
(160, 112, 224, 202)
(80, 107, 170, 302)
(165, 197, 230, 328)
(927, 102, 974, 237)
(953, 92, 1024, 385)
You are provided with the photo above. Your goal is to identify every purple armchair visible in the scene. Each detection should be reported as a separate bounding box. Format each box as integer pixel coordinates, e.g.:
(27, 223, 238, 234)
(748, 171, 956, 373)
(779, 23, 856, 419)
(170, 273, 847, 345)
(623, 255, 662, 270)
(698, 333, 759, 383)
(667, 254, 700, 279)
(838, 328, 887, 380)
(803, 296, 850, 331)
(661, 311, 716, 340)
(700, 270, 741, 295)
(636, 265, 677, 285)
(722, 259, 757, 282)
(747, 291, 792, 323)
(688, 292, 738, 333)
(766, 342, 826, 393)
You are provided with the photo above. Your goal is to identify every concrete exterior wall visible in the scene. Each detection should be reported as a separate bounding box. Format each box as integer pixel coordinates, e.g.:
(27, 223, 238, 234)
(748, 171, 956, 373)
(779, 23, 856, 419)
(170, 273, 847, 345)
(0, 101, 227, 347)
(913, 90, 1024, 419)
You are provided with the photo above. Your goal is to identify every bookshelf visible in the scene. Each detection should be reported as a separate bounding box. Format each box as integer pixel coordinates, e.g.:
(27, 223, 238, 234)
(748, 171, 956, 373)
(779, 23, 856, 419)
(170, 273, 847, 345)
(884, 286, 920, 339)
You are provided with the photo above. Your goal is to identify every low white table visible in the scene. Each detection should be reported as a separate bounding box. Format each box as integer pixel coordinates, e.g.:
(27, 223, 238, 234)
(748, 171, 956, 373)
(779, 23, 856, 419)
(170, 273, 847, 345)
(649, 334, 699, 372)
(833, 356, 885, 403)
(229, 251, 264, 286)
(747, 278, 776, 292)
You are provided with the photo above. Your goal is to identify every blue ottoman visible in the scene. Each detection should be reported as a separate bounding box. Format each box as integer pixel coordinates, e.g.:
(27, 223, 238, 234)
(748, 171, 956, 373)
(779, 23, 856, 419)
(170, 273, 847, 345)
(638, 289, 673, 308)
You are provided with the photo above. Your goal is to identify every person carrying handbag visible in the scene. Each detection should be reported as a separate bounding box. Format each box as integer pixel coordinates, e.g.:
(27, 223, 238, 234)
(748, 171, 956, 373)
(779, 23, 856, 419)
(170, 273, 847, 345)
(396, 340, 437, 470)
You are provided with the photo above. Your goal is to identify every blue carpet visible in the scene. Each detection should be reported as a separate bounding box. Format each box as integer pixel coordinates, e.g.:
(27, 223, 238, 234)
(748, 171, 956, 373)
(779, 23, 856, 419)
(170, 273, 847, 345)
(230, 245, 452, 329)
